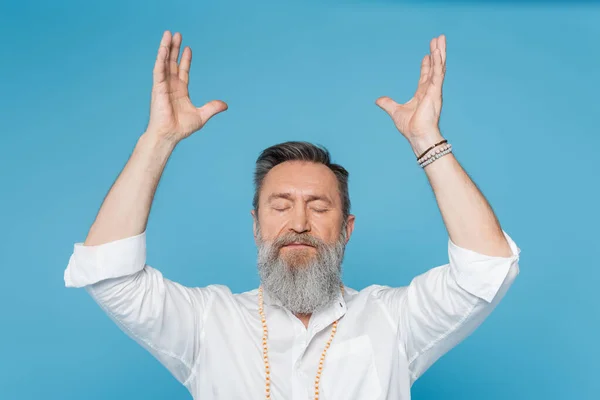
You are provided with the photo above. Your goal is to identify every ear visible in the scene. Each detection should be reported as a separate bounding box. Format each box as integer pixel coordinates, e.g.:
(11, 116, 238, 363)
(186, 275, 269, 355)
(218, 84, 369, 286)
(344, 214, 356, 244)
(251, 209, 258, 242)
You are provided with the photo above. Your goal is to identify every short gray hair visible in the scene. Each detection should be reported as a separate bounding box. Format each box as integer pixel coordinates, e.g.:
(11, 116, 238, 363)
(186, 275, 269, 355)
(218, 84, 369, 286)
(252, 141, 351, 221)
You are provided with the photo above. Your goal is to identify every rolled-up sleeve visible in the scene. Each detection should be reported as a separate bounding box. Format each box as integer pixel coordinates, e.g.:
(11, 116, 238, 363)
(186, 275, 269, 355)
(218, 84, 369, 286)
(64, 231, 146, 288)
(372, 230, 521, 384)
(449, 230, 521, 303)
(64, 232, 212, 385)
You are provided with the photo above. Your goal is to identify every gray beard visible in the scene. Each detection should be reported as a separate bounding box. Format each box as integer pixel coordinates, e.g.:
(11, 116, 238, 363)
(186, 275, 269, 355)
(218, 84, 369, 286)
(256, 226, 346, 314)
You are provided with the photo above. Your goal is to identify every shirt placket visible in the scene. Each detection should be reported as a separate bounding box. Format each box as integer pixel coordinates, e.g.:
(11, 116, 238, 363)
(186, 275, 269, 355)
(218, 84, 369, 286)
(291, 318, 310, 400)
(301, 299, 347, 400)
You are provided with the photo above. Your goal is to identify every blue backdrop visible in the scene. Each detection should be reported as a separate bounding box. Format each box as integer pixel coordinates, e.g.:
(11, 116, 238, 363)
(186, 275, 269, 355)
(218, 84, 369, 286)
(1, 0, 598, 399)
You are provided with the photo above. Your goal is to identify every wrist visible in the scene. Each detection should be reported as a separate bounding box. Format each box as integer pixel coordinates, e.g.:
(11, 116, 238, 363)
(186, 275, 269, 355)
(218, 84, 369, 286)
(138, 131, 178, 157)
(408, 130, 445, 158)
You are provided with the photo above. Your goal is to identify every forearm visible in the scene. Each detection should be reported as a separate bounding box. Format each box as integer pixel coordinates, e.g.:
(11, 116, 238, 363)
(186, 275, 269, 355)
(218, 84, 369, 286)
(84, 132, 176, 246)
(411, 132, 512, 257)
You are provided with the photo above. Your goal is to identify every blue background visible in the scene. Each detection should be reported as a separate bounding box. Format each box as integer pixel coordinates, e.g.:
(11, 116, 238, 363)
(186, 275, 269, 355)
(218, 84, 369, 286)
(1, 0, 598, 399)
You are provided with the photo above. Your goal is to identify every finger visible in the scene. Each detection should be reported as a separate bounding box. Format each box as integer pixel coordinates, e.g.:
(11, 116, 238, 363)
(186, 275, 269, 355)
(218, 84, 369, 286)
(153, 31, 171, 85)
(179, 46, 192, 84)
(427, 48, 444, 98)
(438, 34, 447, 65)
(430, 37, 437, 54)
(375, 96, 399, 116)
(169, 32, 182, 75)
(414, 55, 431, 101)
(419, 54, 430, 83)
(198, 100, 228, 124)
(427, 38, 437, 85)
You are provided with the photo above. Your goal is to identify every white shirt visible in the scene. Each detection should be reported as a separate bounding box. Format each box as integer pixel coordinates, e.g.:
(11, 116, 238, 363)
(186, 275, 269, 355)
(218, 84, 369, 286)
(64, 230, 520, 400)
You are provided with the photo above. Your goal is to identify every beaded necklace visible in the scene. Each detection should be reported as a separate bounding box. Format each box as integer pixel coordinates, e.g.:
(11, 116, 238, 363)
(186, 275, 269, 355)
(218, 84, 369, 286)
(257, 285, 344, 400)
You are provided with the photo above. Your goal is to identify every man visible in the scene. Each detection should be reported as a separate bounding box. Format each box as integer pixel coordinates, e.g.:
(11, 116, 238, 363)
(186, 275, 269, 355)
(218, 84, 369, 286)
(64, 31, 520, 399)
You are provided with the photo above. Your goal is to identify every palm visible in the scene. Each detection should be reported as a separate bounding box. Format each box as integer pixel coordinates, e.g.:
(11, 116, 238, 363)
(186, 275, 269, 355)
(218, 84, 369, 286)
(391, 93, 439, 138)
(152, 75, 203, 136)
(146, 31, 227, 142)
(376, 35, 446, 140)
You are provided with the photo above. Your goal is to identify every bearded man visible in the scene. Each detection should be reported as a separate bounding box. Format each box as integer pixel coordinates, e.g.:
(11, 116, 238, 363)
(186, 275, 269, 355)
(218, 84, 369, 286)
(64, 31, 520, 400)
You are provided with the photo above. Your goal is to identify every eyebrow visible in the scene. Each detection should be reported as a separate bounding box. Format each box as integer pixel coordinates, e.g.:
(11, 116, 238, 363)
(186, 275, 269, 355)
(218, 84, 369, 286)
(266, 192, 333, 205)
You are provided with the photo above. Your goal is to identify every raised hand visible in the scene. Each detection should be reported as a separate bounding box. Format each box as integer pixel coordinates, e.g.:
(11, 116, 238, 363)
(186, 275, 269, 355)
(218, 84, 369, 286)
(146, 31, 227, 143)
(376, 34, 447, 155)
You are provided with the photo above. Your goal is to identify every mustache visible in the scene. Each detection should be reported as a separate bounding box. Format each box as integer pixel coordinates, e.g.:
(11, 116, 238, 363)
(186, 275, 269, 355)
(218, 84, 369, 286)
(273, 233, 324, 249)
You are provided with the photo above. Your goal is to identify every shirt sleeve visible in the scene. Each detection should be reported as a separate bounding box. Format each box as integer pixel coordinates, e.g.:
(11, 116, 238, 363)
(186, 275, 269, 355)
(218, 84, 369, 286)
(64, 231, 213, 385)
(371, 230, 521, 384)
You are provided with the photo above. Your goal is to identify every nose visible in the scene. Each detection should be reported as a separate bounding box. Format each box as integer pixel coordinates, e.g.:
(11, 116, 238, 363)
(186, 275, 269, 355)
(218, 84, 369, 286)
(289, 204, 310, 234)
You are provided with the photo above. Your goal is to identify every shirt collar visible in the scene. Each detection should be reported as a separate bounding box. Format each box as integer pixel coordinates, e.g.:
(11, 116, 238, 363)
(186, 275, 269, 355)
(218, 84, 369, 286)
(310, 286, 347, 333)
(260, 285, 348, 331)
(261, 287, 284, 307)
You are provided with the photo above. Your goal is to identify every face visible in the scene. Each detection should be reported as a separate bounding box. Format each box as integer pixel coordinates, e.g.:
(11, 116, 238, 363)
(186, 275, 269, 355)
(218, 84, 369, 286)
(252, 161, 355, 314)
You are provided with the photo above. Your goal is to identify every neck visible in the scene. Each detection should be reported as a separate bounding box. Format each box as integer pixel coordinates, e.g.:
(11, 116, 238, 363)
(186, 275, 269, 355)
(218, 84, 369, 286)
(295, 313, 312, 329)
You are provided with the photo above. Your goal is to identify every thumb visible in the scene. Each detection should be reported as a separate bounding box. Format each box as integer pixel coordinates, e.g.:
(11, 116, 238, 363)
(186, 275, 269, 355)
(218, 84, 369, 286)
(198, 100, 228, 124)
(375, 96, 398, 117)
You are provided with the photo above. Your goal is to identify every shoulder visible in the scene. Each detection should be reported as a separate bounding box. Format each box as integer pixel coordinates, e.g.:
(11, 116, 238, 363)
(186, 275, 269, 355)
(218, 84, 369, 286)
(350, 284, 409, 298)
(347, 284, 410, 311)
(198, 284, 259, 311)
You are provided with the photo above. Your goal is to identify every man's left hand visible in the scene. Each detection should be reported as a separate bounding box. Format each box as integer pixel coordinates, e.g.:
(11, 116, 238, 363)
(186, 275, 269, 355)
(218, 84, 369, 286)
(376, 34, 447, 156)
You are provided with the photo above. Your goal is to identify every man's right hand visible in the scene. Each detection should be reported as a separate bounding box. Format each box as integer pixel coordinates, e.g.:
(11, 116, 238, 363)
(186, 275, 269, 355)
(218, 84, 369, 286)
(83, 30, 227, 246)
(146, 31, 228, 144)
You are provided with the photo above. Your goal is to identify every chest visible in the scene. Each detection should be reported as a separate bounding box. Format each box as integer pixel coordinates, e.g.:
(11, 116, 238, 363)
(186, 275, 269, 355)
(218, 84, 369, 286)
(190, 301, 408, 400)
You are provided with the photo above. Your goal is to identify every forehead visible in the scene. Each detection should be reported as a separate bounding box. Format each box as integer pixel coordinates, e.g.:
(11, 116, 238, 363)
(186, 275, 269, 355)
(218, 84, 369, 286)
(260, 161, 340, 202)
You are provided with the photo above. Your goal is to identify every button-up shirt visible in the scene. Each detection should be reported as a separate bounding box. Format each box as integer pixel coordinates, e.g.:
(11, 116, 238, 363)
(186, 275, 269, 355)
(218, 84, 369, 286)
(64, 230, 520, 399)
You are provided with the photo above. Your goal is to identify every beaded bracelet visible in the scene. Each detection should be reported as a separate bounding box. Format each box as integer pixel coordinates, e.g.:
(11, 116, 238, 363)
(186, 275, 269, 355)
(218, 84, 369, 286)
(419, 144, 453, 168)
(416, 139, 448, 161)
(418, 143, 451, 163)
